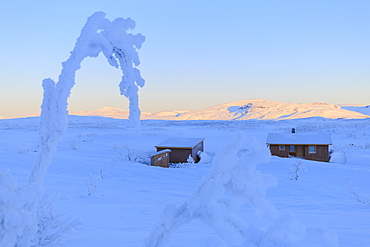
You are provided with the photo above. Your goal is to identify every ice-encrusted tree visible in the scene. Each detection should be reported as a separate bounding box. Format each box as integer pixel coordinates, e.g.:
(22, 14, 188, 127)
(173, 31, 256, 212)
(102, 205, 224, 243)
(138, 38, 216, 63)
(0, 12, 145, 247)
(144, 132, 278, 246)
(30, 11, 145, 184)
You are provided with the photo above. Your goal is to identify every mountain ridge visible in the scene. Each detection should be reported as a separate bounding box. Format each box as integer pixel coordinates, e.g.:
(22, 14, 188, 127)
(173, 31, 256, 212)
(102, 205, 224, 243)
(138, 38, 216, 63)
(71, 99, 369, 120)
(144, 99, 369, 120)
(2, 99, 369, 120)
(72, 107, 152, 119)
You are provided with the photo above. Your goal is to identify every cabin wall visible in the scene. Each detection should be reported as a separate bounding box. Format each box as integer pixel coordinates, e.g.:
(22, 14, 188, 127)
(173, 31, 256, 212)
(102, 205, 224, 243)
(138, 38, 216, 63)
(191, 142, 204, 162)
(151, 151, 171, 168)
(156, 140, 204, 163)
(157, 147, 192, 163)
(269, 144, 329, 162)
(269, 145, 290, 158)
(304, 145, 329, 162)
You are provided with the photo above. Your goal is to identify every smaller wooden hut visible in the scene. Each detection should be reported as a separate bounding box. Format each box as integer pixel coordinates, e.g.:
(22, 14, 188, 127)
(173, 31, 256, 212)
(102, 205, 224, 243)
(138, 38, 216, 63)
(266, 133, 332, 162)
(150, 149, 171, 168)
(155, 138, 205, 163)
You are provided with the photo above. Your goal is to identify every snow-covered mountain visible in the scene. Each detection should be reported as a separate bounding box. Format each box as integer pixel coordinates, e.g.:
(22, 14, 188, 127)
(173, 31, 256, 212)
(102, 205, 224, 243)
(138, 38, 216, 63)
(71, 107, 151, 119)
(3, 99, 368, 120)
(145, 99, 370, 120)
(340, 105, 370, 117)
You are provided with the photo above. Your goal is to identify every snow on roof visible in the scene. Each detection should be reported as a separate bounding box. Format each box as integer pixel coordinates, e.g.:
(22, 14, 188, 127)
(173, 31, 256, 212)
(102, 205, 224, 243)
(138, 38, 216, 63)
(155, 138, 204, 148)
(266, 133, 332, 145)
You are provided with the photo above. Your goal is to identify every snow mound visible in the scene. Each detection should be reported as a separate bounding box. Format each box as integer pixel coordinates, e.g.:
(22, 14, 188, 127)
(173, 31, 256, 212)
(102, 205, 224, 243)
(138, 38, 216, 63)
(330, 150, 347, 164)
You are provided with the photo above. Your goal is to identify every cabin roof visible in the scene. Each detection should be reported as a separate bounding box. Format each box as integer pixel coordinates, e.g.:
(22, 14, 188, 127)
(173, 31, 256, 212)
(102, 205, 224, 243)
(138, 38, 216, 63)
(266, 133, 332, 145)
(155, 138, 204, 149)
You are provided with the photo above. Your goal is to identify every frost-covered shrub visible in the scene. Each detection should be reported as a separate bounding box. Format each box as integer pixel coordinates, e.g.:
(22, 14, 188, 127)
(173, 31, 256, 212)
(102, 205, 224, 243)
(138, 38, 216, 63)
(289, 159, 307, 181)
(0, 171, 78, 247)
(348, 182, 370, 207)
(144, 132, 278, 246)
(18, 146, 28, 154)
(0, 171, 39, 247)
(33, 193, 80, 246)
(115, 145, 143, 163)
(70, 140, 77, 150)
(85, 173, 98, 196)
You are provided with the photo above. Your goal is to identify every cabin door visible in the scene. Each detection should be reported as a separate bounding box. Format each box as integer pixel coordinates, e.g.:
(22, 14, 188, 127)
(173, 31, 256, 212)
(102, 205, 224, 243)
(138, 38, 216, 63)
(296, 145, 304, 157)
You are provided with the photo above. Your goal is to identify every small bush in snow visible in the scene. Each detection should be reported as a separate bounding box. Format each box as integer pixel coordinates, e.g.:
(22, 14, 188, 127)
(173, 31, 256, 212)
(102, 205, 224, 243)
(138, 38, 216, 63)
(349, 182, 370, 206)
(289, 159, 307, 181)
(70, 140, 77, 150)
(34, 193, 80, 246)
(18, 146, 28, 154)
(85, 173, 98, 196)
(115, 145, 143, 163)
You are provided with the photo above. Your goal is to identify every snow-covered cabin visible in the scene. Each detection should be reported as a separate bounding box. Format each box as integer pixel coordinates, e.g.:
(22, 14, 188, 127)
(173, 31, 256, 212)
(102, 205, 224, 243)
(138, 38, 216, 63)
(150, 149, 171, 168)
(266, 132, 332, 162)
(155, 138, 204, 163)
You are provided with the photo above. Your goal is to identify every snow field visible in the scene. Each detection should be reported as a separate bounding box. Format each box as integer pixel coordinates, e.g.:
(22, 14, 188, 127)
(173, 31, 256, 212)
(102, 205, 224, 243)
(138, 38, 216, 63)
(0, 116, 370, 246)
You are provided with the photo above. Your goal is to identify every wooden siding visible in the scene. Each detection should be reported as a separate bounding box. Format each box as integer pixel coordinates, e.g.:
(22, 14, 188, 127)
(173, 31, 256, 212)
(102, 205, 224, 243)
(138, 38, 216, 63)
(151, 150, 171, 168)
(269, 144, 329, 162)
(294, 145, 305, 157)
(157, 147, 192, 163)
(270, 145, 290, 158)
(191, 141, 204, 162)
(156, 139, 204, 163)
(304, 145, 329, 162)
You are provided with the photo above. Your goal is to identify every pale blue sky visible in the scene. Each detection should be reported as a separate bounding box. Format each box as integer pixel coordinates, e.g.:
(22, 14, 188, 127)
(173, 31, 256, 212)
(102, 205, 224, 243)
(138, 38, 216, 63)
(1, 0, 369, 118)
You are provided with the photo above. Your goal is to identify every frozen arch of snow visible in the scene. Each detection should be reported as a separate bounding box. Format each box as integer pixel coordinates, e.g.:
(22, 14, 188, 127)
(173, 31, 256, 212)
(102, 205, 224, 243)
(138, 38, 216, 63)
(30, 11, 145, 184)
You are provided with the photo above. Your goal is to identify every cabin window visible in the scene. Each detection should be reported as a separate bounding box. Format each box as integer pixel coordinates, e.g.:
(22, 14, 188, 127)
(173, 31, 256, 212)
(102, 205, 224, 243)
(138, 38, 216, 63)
(279, 145, 285, 151)
(290, 145, 295, 152)
(309, 145, 316, 153)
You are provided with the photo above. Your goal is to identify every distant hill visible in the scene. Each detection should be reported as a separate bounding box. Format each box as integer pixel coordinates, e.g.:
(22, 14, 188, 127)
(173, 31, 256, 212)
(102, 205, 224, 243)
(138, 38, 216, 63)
(339, 105, 370, 117)
(145, 99, 369, 120)
(2, 99, 369, 120)
(71, 107, 151, 119)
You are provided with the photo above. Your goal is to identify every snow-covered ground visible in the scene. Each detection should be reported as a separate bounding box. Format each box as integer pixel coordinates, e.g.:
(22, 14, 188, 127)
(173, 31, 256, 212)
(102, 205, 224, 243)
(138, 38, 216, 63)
(1, 116, 370, 246)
